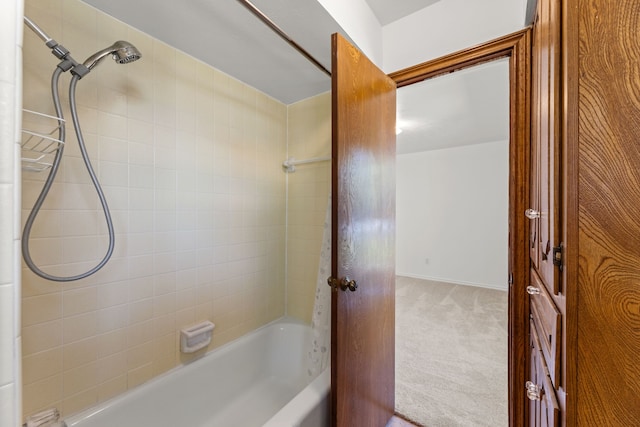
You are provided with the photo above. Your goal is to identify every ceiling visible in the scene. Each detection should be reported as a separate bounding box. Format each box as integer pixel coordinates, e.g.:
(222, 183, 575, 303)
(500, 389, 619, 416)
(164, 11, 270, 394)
(81, 0, 341, 104)
(80, 0, 509, 154)
(80, 0, 442, 104)
(367, 0, 441, 25)
(396, 58, 510, 155)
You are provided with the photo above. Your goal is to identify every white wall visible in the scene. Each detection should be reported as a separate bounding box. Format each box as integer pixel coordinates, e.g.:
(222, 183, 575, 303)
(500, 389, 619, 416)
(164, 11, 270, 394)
(316, 0, 383, 67)
(317, 0, 527, 73)
(396, 140, 509, 290)
(0, 0, 23, 426)
(383, 0, 527, 72)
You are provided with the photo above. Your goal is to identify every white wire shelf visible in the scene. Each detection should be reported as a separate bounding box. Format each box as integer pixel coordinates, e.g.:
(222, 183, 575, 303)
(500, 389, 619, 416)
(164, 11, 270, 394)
(21, 109, 65, 172)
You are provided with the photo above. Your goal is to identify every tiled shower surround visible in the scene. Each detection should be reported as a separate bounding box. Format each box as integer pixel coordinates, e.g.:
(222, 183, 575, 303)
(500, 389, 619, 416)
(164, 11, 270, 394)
(285, 94, 331, 322)
(20, 0, 330, 419)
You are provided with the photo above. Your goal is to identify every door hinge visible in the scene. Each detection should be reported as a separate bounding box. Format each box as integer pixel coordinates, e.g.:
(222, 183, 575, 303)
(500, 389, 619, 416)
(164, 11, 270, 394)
(552, 243, 563, 271)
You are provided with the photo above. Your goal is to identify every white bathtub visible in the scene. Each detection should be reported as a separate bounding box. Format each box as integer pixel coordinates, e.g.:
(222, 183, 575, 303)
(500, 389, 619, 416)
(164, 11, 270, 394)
(64, 318, 330, 427)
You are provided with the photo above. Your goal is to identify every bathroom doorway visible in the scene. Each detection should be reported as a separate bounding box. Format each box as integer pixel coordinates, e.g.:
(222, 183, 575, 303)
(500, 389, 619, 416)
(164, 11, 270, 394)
(389, 29, 531, 426)
(394, 56, 510, 427)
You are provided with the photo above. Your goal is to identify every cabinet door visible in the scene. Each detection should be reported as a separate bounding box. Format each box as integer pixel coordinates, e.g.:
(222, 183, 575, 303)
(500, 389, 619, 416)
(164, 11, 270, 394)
(529, 270, 561, 386)
(529, 320, 560, 427)
(530, 0, 562, 295)
(529, 3, 541, 269)
(529, 325, 542, 426)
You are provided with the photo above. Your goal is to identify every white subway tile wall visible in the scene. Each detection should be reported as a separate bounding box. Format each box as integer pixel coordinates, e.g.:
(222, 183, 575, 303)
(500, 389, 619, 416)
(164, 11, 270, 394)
(20, 0, 293, 418)
(1, 0, 24, 425)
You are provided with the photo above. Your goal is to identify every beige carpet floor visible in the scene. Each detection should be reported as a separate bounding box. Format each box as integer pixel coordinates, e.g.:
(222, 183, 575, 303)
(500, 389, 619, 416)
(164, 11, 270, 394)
(395, 276, 508, 427)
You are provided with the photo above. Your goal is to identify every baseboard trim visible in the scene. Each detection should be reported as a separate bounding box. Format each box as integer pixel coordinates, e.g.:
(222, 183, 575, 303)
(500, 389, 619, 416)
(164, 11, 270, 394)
(396, 273, 507, 292)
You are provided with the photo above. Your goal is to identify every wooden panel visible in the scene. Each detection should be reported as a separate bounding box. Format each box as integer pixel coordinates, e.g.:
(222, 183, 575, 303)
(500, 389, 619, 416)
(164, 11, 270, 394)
(530, 6, 541, 270)
(530, 320, 560, 427)
(331, 33, 396, 427)
(530, 0, 566, 421)
(539, 0, 562, 295)
(529, 270, 561, 386)
(560, 0, 580, 424)
(539, 364, 560, 427)
(531, 0, 562, 296)
(573, 0, 640, 425)
(529, 323, 542, 427)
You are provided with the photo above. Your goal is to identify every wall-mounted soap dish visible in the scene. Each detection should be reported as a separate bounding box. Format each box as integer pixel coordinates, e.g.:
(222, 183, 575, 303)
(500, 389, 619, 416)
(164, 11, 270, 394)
(180, 321, 215, 353)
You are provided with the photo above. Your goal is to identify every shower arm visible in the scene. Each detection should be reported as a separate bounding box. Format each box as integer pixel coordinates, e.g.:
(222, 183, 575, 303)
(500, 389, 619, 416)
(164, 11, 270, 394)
(23, 16, 90, 78)
(23, 16, 53, 44)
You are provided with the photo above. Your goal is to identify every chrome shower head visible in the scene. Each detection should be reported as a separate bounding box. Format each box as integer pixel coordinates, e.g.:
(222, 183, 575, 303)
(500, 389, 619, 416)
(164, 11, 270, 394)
(83, 41, 142, 70)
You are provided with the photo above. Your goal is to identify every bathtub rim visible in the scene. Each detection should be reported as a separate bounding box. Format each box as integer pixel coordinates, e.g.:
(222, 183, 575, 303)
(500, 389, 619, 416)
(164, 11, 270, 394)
(63, 316, 311, 426)
(262, 367, 330, 427)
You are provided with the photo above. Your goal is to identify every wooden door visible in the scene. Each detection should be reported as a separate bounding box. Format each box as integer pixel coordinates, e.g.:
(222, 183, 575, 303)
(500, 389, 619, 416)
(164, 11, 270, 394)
(330, 33, 396, 427)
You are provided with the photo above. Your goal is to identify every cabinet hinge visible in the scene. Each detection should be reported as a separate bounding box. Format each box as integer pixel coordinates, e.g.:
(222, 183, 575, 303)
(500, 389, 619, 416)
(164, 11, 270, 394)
(552, 243, 563, 271)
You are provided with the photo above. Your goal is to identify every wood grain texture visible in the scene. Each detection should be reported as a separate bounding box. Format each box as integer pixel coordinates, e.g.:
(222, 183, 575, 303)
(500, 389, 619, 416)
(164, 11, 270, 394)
(530, 3, 566, 426)
(508, 30, 533, 427)
(530, 0, 563, 298)
(529, 320, 542, 427)
(560, 0, 579, 424)
(331, 33, 396, 427)
(391, 29, 531, 427)
(575, 0, 640, 425)
(537, 0, 562, 296)
(530, 270, 561, 387)
(531, 5, 542, 272)
(531, 320, 560, 426)
(389, 30, 530, 87)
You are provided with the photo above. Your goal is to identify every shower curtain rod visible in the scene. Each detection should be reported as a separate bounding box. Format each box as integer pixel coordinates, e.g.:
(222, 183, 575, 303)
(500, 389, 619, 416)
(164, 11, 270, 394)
(235, 0, 332, 77)
(282, 156, 331, 173)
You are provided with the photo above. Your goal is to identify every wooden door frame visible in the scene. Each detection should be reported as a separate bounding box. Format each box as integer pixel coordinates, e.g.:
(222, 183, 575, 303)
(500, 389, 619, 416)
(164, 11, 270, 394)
(388, 28, 531, 427)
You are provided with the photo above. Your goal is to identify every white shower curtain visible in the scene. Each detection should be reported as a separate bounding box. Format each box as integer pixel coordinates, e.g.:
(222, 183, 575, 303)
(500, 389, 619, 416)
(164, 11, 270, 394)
(306, 194, 331, 378)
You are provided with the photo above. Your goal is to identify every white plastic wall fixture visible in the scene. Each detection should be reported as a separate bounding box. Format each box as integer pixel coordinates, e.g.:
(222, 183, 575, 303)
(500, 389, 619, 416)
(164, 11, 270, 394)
(180, 321, 215, 353)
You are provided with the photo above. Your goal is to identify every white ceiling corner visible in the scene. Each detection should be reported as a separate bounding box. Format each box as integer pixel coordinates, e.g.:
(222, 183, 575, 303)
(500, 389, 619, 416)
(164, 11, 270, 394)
(77, 0, 509, 155)
(79, 0, 444, 104)
(366, 0, 442, 25)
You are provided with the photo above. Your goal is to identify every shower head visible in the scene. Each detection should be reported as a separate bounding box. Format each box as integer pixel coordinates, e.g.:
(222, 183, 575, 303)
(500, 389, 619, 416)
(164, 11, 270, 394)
(83, 41, 142, 70)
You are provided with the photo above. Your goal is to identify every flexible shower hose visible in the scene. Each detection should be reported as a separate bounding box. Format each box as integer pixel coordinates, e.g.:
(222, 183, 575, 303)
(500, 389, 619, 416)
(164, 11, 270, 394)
(21, 70, 115, 282)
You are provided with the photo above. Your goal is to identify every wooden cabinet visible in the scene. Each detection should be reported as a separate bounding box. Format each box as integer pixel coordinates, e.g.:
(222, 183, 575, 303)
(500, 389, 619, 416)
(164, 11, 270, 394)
(528, 0, 564, 424)
(528, 0, 640, 425)
(527, 278, 563, 427)
(529, 0, 562, 297)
